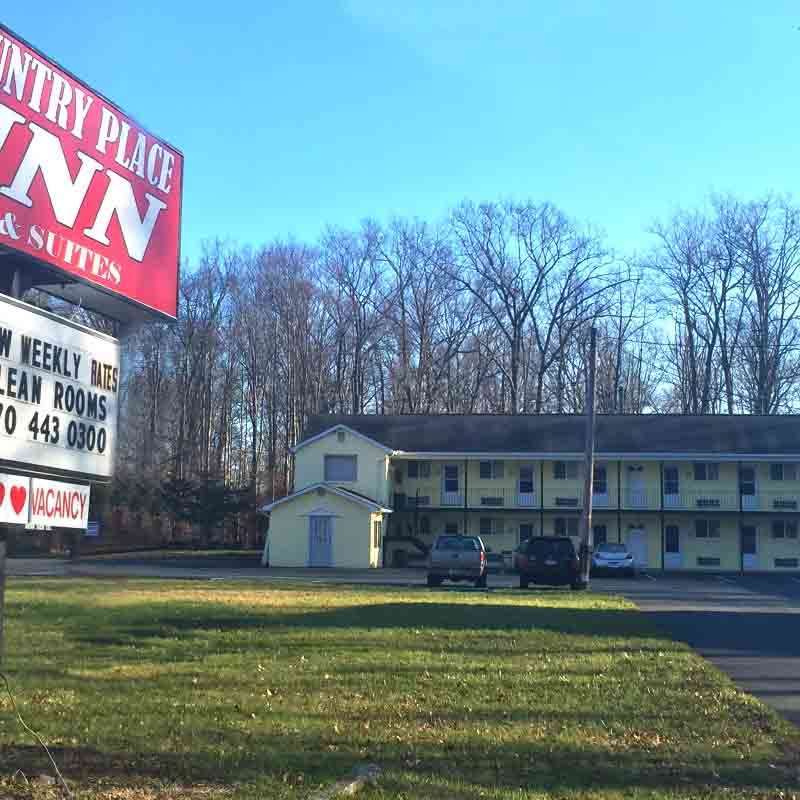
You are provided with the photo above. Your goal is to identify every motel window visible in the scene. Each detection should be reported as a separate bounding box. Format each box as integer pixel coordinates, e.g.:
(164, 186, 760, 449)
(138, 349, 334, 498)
(444, 522, 459, 535)
(407, 460, 431, 479)
(479, 518, 495, 537)
(480, 460, 505, 480)
(693, 463, 720, 481)
(419, 517, 430, 536)
(593, 465, 607, 495)
(695, 519, 720, 539)
(324, 454, 357, 482)
(554, 462, 579, 480)
(771, 520, 798, 539)
(770, 463, 797, 482)
(555, 517, 579, 537)
(372, 520, 382, 549)
(593, 524, 607, 546)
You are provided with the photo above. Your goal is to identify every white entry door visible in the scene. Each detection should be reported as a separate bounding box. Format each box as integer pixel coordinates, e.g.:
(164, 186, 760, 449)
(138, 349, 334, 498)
(626, 528, 648, 568)
(308, 516, 333, 567)
(627, 468, 647, 508)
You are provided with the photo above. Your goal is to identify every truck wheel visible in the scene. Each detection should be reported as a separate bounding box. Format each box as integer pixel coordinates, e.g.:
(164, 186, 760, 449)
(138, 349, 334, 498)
(427, 574, 442, 587)
(475, 574, 488, 589)
(571, 581, 587, 591)
(519, 576, 529, 590)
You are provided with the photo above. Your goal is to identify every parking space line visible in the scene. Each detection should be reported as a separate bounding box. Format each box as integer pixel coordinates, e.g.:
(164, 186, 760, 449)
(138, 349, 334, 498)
(790, 578, 800, 586)
(643, 573, 657, 581)
(716, 576, 737, 584)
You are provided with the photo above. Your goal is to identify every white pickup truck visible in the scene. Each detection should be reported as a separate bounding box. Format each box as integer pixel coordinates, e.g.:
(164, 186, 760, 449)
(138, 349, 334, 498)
(427, 535, 488, 588)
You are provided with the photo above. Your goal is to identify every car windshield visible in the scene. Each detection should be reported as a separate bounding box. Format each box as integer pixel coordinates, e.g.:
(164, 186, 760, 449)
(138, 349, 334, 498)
(597, 543, 628, 554)
(528, 539, 575, 558)
(436, 536, 479, 551)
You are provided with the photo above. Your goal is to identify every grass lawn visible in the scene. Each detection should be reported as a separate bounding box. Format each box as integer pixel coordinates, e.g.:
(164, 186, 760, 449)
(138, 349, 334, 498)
(0, 580, 798, 799)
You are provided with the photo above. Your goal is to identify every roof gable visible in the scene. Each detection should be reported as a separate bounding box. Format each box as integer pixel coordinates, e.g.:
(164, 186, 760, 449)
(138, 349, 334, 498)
(291, 424, 393, 455)
(262, 482, 392, 513)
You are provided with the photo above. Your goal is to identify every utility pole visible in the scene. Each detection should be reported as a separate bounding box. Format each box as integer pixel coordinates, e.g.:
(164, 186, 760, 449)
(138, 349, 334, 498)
(579, 327, 597, 586)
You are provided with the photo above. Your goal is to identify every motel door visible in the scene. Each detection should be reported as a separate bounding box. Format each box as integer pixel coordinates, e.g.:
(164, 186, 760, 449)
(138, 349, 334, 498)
(626, 528, 648, 569)
(308, 516, 333, 567)
(442, 464, 461, 506)
(740, 467, 758, 511)
(627, 467, 647, 509)
(741, 525, 758, 571)
(664, 525, 681, 569)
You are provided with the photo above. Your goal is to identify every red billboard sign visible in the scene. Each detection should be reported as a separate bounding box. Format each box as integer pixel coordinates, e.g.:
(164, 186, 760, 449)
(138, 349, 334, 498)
(0, 26, 182, 320)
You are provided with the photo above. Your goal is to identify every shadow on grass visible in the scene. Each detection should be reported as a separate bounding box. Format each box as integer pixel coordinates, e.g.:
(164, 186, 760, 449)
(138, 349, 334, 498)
(2, 728, 798, 795)
(66, 601, 661, 644)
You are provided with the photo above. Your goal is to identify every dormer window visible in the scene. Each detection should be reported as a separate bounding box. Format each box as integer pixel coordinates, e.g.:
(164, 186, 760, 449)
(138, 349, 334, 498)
(324, 454, 357, 482)
(337, 430, 346, 443)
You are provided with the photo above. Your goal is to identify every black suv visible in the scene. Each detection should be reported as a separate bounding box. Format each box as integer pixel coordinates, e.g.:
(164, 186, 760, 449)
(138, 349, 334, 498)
(515, 536, 585, 589)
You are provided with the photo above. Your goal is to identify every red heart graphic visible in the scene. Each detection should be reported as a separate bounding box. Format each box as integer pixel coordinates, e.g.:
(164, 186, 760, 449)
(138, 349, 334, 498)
(0, 482, 5, 508)
(10, 486, 26, 515)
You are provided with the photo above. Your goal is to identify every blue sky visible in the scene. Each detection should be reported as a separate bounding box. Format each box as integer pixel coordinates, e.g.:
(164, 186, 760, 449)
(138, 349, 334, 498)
(7, 2, 800, 263)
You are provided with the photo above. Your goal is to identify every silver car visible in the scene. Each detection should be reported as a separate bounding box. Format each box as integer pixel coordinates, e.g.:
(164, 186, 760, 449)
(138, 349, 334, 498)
(592, 542, 637, 576)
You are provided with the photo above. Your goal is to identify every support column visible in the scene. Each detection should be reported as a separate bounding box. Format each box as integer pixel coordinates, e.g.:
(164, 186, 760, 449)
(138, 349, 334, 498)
(462, 458, 468, 535)
(659, 461, 665, 571)
(617, 461, 622, 542)
(539, 460, 545, 536)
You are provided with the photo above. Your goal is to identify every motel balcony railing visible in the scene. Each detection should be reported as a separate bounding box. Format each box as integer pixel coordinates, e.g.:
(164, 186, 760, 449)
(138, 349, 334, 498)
(740, 490, 800, 512)
(466, 487, 539, 508)
(662, 491, 739, 511)
(394, 487, 800, 513)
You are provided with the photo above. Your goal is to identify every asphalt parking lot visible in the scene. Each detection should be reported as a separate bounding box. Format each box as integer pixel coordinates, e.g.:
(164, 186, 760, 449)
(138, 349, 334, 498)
(8, 556, 800, 727)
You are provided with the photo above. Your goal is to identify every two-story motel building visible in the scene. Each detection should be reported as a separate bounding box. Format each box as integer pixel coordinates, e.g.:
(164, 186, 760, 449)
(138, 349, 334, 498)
(262, 414, 800, 574)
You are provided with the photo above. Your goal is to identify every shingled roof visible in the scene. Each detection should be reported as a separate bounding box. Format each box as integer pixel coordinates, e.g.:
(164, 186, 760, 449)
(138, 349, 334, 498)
(302, 414, 800, 457)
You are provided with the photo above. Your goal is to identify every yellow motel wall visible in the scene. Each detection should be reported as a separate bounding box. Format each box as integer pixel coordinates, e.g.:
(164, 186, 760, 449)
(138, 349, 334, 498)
(294, 429, 391, 503)
(268, 489, 382, 568)
(387, 509, 800, 573)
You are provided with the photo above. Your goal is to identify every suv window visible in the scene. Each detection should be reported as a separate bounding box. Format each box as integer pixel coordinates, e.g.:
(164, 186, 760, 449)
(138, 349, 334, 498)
(527, 538, 575, 558)
(435, 536, 480, 551)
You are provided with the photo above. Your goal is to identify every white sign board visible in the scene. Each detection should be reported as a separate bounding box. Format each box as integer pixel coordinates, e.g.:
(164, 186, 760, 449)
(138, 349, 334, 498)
(0, 293, 119, 480)
(29, 478, 90, 529)
(0, 471, 29, 524)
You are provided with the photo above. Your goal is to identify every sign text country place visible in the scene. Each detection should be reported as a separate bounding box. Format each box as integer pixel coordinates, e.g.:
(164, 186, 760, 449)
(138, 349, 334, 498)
(0, 471, 29, 524)
(0, 26, 182, 318)
(29, 478, 89, 529)
(0, 294, 119, 480)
